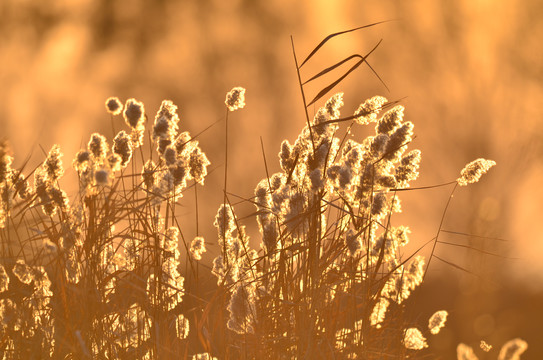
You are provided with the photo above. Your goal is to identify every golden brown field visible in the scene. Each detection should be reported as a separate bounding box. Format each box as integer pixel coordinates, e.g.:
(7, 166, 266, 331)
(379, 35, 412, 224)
(1, 1, 542, 359)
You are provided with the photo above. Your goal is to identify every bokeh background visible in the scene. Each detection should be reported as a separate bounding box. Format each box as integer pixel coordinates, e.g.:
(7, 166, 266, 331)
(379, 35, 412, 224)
(1, 0, 542, 358)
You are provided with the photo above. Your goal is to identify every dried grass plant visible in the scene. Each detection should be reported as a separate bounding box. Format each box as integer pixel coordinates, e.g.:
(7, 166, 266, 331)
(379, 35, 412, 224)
(0, 26, 526, 360)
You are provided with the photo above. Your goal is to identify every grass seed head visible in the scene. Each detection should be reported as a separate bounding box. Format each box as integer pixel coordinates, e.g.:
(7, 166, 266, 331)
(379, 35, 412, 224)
(73, 149, 91, 173)
(428, 310, 448, 335)
(193, 353, 218, 360)
(43, 144, 64, 182)
(105, 96, 122, 115)
(0, 141, 13, 184)
(123, 98, 145, 129)
(94, 167, 112, 186)
(227, 281, 256, 334)
(498, 338, 528, 360)
(189, 146, 211, 185)
(354, 95, 388, 125)
(0, 265, 9, 292)
(190, 236, 207, 260)
(370, 297, 390, 328)
(12, 260, 34, 285)
(225, 86, 246, 111)
(480, 340, 492, 352)
(403, 327, 428, 350)
(457, 158, 496, 186)
(87, 133, 109, 162)
(457, 343, 479, 360)
(112, 130, 133, 168)
(376, 105, 405, 135)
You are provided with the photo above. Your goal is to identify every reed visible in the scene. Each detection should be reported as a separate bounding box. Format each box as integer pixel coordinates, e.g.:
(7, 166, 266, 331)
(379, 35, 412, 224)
(0, 27, 526, 360)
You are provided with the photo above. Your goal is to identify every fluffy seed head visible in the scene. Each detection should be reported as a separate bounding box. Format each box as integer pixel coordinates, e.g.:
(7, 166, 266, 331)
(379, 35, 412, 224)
(406, 255, 425, 291)
(189, 146, 211, 185)
(107, 153, 122, 172)
(123, 98, 145, 129)
(12, 260, 34, 285)
(457, 343, 479, 360)
(457, 158, 496, 186)
(428, 310, 448, 334)
(163, 145, 177, 166)
(225, 87, 246, 111)
(153, 100, 179, 141)
(174, 314, 190, 339)
(43, 144, 64, 182)
(105, 96, 122, 115)
(88, 133, 109, 161)
(112, 130, 133, 168)
(214, 204, 236, 239)
(498, 338, 528, 360)
(192, 354, 218, 360)
(227, 282, 256, 334)
(94, 167, 111, 186)
(403, 328, 428, 350)
(73, 150, 91, 173)
(395, 149, 422, 188)
(324, 92, 344, 120)
(370, 297, 390, 328)
(169, 161, 188, 187)
(0, 141, 13, 183)
(376, 105, 404, 135)
(190, 236, 206, 260)
(0, 265, 9, 292)
(354, 96, 388, 125)
(480, 340, 492, 352)
(383, 121, 414, 162)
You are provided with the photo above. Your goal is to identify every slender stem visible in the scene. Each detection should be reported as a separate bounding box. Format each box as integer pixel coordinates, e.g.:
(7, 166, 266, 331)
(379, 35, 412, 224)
(424, 182, 459, 279)
(110, 114, 116, 138)
(194, 180, 199, 236)
(223, 109, 229, 266)
(291, 36, 316, 154)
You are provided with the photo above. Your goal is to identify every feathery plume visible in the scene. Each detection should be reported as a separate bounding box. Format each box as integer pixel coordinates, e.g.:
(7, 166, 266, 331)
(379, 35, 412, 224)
(105, 96, 122, 115)
(376, 105, 404, 135)
(0, 141, 13, 183)
(227, 281, 256, 334)
(87, 133, 109, 161)
(193, 354, 218, 360)
(457, 158, 496, 186)
(12, 260, 34, 285)
(457, 343, 479, 360)
(403, 328, 428, 350)
(73, 150, 91, 174)
(480, 340, 492, 352)
(354, 95, 388, 125)
(189, 146, 211, 185)
(0, 265, 9, 292)
(190, 236, 207, 261)
(43, 144, 64, 182)
(225, 87, 246, 111)
(428, 310, 448, 335)
(123, 98, 145, 129)
(112, 130, 133, 168)
(498, 338, 528, 360)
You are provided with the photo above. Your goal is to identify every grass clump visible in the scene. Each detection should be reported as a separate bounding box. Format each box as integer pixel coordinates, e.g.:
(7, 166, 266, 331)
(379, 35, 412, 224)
(0, 27, 527, 359)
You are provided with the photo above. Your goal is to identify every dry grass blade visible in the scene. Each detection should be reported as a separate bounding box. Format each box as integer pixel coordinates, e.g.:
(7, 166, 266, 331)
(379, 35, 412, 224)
(306, 40, 383, 107)
(299, 20, 392, 68)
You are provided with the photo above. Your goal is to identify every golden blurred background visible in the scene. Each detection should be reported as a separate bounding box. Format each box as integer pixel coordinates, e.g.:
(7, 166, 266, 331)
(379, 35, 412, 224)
(1, 0, 542, 357)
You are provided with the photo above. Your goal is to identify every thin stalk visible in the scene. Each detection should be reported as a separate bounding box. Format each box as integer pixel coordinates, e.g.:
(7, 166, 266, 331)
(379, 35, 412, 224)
(424, 182, 458, 279)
